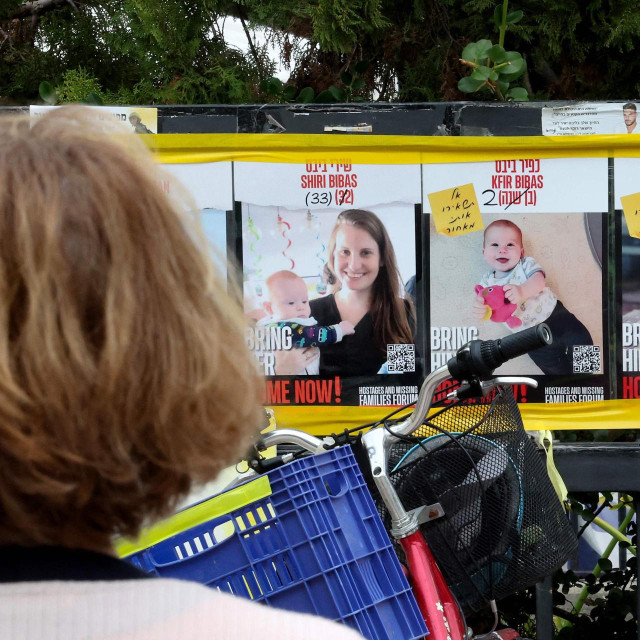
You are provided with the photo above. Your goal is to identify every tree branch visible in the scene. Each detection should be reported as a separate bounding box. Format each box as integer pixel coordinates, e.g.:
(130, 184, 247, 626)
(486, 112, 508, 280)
(238, 13, 264, 78)
(10, 0, 75, 19)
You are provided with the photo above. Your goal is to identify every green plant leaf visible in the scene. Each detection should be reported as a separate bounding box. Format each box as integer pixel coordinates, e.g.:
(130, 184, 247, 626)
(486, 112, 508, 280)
(499, 52, 526, 81)
(493, 4, 503, 27)
(268, 77, 283, 95)
(296, 87, 315, 103)
(458, 76, 484, 93)
(461, 43, 479, 62)
(570, 501, 584, 514)
(487, 45, 507, 63)
(597, 558, 613, 571)
(506, 10, 524, 24)
(497, 80, 509, 94)
(39, 81, 57, 105)
(352, 77, 365, 91)
(259, 79, 270, 93)
(505, 57, 525, 75)
(315, 89, 337, 103)
(354, 60, 369, 74)
(341, 71, 353, 86)
(489, 70, 499, 82)
(471, 65, 491, 81)
(506, 87, 529, 101)
(476, 39, 493, 59)
(328, 85, 345, 101)
(282, 85, 296, 101)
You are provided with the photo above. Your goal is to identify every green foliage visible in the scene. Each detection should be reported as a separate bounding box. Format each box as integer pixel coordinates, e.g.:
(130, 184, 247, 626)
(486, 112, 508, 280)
(458, 2, 528, 101)
(54, 68, 104, 104)
(5, 0, 640, 104)
(492, 493, 638, 639)
(259, 77, 315, 103)
(305, 0, 390, 52)
(315, 61, 369, 102)
(258, 60, 368, 104)
(2, 0, 262, 105)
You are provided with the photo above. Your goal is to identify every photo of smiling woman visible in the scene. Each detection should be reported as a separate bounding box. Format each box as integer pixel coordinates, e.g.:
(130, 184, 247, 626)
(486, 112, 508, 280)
(309, 209, 415, 377)
(241, 204, 420, 399)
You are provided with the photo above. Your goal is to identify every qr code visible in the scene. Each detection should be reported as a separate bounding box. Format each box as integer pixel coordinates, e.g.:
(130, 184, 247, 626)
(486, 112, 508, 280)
(573, 345, 601, 373)
(387, 344, 416, 373)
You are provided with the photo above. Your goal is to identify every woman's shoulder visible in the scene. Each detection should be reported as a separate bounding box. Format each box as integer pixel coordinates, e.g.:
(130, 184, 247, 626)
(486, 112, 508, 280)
(1, 578, 364, 640)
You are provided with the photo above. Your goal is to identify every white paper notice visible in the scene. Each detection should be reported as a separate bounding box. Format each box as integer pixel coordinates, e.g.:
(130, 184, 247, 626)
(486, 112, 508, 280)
(423, 158, 607, 214)
(162, 162, 233, 211)
(234, 162, 421, 210)
(541, 102, 640, 136)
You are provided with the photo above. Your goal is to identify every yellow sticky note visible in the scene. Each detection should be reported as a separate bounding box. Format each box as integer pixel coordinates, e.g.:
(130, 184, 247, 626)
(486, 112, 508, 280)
(428, 183, 483, 237)
(620, 192, 640, 239)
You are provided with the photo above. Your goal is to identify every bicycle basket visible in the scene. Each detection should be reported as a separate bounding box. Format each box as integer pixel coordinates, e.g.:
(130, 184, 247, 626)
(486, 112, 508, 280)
(381, 386, 577, 614)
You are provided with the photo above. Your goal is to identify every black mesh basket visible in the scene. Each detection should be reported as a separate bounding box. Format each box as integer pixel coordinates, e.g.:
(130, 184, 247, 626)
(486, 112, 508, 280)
(379, 387, 577, 614)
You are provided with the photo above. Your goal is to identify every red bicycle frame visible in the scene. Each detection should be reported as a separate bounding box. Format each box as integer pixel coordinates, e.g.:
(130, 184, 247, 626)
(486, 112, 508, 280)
(400, 531, 466, 640)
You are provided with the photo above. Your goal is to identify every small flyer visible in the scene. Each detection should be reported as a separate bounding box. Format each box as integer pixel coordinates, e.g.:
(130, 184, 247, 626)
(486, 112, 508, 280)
(29, 105, 158, 134)
(541, 102, 640, 136)
(234, 161, 424, 407)
(424, 159, 610, 404)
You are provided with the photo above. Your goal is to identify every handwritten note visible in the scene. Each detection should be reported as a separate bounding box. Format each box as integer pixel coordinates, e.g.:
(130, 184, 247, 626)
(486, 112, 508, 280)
(620, 192, 640, 239)
(427, 183, 483, 237)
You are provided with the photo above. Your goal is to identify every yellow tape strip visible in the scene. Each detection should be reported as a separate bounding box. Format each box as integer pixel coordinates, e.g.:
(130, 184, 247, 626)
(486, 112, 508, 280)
(144, 132, 640, 164)
(114, 474, 271, 558)
(144, 131, 640, 431)
(267, 400, 640, 436)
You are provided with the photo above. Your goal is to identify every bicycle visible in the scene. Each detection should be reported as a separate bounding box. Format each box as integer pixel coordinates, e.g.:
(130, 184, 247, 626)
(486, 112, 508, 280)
(121, 322, 577, 640)
(245, 322, 577, 640)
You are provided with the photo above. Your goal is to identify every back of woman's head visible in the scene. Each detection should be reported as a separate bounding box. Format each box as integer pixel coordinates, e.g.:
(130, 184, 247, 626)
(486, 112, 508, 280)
(0, 107, 262, 550)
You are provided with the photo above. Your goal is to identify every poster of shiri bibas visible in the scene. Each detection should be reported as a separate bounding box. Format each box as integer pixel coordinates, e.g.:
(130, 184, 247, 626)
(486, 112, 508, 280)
(234, 161, 424, 407)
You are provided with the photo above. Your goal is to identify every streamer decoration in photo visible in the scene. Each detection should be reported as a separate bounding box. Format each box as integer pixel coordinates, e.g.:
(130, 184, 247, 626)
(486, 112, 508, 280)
(310, 211, 327, 292)
(246, 212, 263, 279)
(277, 210, 295, 270)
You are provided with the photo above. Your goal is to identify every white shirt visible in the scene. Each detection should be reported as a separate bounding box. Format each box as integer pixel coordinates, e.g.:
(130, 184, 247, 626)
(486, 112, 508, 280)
(0, 578, 365, 640)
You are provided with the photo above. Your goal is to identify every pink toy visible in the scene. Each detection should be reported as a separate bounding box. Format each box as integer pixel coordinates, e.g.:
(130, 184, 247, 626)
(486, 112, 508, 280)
(475, 284, 522, 329)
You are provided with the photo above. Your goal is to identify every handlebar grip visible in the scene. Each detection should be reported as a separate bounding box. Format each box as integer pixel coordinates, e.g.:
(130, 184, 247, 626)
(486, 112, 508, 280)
(447, 323, 552, 379)
(498, 323, 553, 362)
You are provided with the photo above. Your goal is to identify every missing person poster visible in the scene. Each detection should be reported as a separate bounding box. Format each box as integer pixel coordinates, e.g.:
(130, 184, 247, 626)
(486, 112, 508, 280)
(614, 158, 640, 399)
(234, 161, 423, 407)
(423, 158, 610, 403)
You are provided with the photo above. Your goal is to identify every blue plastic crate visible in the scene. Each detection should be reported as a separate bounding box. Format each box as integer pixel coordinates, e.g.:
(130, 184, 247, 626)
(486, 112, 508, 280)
(125, 447, 428, 640)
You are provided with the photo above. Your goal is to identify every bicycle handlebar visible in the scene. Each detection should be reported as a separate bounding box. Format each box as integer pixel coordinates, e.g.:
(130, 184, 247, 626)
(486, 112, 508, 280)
(447, 322, 552, 380)
(255, 323, 552, 449)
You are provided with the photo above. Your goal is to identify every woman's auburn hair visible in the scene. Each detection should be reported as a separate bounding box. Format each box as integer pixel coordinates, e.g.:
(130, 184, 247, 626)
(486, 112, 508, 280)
(0, 108, 263, 550)
(324, 209, 415, 349)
